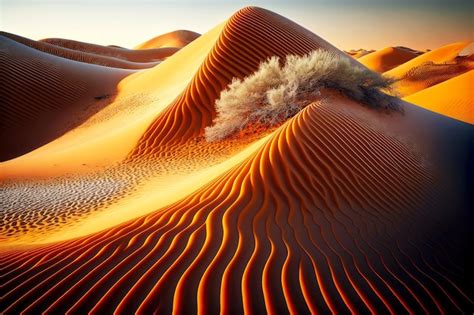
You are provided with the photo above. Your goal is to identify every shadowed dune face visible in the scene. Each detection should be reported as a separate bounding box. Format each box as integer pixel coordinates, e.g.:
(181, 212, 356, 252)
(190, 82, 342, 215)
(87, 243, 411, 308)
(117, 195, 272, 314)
(0, 36, 133, 161)
(0, 32, 161, 69)
(40, 37, 181, 63)
(0, 5, 473, 314)
(1, 95, 471, 314)
(345, 49, 375, 59)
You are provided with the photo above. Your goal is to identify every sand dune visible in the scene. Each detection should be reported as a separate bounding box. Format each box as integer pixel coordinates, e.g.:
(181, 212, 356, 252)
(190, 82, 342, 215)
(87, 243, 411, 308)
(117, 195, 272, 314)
(0, 35, 133, 161)
(128, 6, 359, 159)
(358, 46, 421, 72)
(346, 49, 374, 59)
(135, 30, 200, 49)
(385, 41, 471, 79)
(404, 70, 474, 124)
(390, 55, 473, 96)
(1, 93, 471, 313)
(1, 32, 160, 69)
(0, 5, 472, 314)
(0, 5, 357, 241)
(0, 21, 228, 181)
(385, 41, 472, 96)
(41, 37, 180, 62)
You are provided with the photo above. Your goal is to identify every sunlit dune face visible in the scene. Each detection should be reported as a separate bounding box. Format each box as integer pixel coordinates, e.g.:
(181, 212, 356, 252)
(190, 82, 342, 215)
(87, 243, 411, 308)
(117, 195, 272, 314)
(403, 70, 474, 123)
(358, 46, 422, 73)
(0, 4, 472, 315)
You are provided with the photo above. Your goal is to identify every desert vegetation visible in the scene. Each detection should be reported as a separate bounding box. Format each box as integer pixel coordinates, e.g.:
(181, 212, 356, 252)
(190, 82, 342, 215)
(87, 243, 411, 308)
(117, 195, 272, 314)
(206, 49, 398, 141)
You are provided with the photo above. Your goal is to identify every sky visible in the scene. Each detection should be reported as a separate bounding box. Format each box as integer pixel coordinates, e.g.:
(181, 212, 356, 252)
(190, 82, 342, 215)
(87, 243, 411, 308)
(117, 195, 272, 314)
(1, 0, 472, 50)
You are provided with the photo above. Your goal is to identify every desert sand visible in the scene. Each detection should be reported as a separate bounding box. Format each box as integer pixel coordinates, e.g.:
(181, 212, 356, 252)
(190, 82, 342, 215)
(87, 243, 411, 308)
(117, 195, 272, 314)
(404, 70, 474, 124)
(0, 6, 472, 314)
(345, 48, 375, 59)
(385, 41, 473, 96)
(358, 46, 422, 72)
(134, 30, 201, 49)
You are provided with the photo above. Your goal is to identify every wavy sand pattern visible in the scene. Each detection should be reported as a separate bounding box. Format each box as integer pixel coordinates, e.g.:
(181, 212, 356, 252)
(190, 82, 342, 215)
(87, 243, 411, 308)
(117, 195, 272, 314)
(0, 6, 472, 314)
(129, 7, 352, 159)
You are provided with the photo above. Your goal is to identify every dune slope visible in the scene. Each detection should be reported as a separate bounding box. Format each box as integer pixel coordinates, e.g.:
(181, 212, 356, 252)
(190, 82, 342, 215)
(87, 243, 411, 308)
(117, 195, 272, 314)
(1, 32, 160, 69)
(358, 46, 420, 72)
(0, 36, 133, 161)
(385, 41, 472, 96)
(128, 6, 360, 159)
(404, 70, 474, 124)
(41, 37, 180, 62)
(0, 95, 471, 313)
(0, 6, 472, 314)
(134, 30, 200, 49)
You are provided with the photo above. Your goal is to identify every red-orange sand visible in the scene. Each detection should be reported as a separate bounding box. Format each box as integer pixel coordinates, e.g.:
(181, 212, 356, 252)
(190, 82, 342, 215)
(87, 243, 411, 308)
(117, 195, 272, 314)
(0, 6, 472, 314)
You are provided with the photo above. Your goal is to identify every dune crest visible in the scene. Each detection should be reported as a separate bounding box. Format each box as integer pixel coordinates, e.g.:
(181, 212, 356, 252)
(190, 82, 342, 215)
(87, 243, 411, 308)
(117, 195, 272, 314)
(0, 35, 133, 161)
(0, 32, 161, 69)
(41, 37, 180, 62)
(134, 30, 201, 49)
(358, 46, 421, 72)
(128, 6, 358, 159)
(384, 41, 473, 96)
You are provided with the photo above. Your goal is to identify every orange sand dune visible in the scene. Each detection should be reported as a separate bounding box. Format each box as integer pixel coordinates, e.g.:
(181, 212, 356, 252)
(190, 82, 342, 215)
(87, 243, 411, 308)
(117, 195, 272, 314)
(0, 36, 134, 161)
(135, 30, 201, 49)
(0, 6, 472, 314)
(41, 37, 180, 62)
(390, 55, 473, 96)
(0, 93, 471, 313)
(0, 32, 160, 69)
(345, 49, 374, 59)
(404, 70, 474, 124)
(385, 41, 472, 96)
(0, 21, 230, 181)
(128, 7, 361, 159)
(0, 5, 359, 240)
(358, 46, 421, 72)
(385, 41, 471, 79)
(0, 15, 272, 242)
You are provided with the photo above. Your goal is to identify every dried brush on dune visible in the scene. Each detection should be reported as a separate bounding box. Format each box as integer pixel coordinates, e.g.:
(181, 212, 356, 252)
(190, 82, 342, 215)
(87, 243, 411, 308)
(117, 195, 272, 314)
(206, 49, 399, 141)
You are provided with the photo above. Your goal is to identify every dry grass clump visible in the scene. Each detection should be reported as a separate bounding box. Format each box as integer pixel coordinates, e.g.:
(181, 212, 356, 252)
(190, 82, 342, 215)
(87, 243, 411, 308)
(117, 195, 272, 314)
(206, 49, 398, 141)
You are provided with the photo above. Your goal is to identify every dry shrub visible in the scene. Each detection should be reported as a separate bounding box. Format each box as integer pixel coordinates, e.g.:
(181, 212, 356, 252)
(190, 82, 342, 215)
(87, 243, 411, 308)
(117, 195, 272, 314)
(206, 49, 398, 141)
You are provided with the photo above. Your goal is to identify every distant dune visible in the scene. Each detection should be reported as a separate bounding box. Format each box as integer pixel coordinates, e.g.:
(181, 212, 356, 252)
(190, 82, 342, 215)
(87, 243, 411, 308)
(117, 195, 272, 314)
(345, 48, 375, 59)
(41, 37, 180, 62)
(134, 30, 201, 49)
(128, 6, 358, 160)
(385, 41, 471, 79)
(0, 32, 161, 69)
(358, 46, 421, 72)
(385, 41, 472, 96)
(0, 35, 132, 161)
(0, 6, 472, 314)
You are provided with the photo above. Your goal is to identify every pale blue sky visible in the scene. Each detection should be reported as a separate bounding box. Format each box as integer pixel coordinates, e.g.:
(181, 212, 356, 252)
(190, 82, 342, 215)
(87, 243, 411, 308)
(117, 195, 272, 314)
(1, 0, 472, 50)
